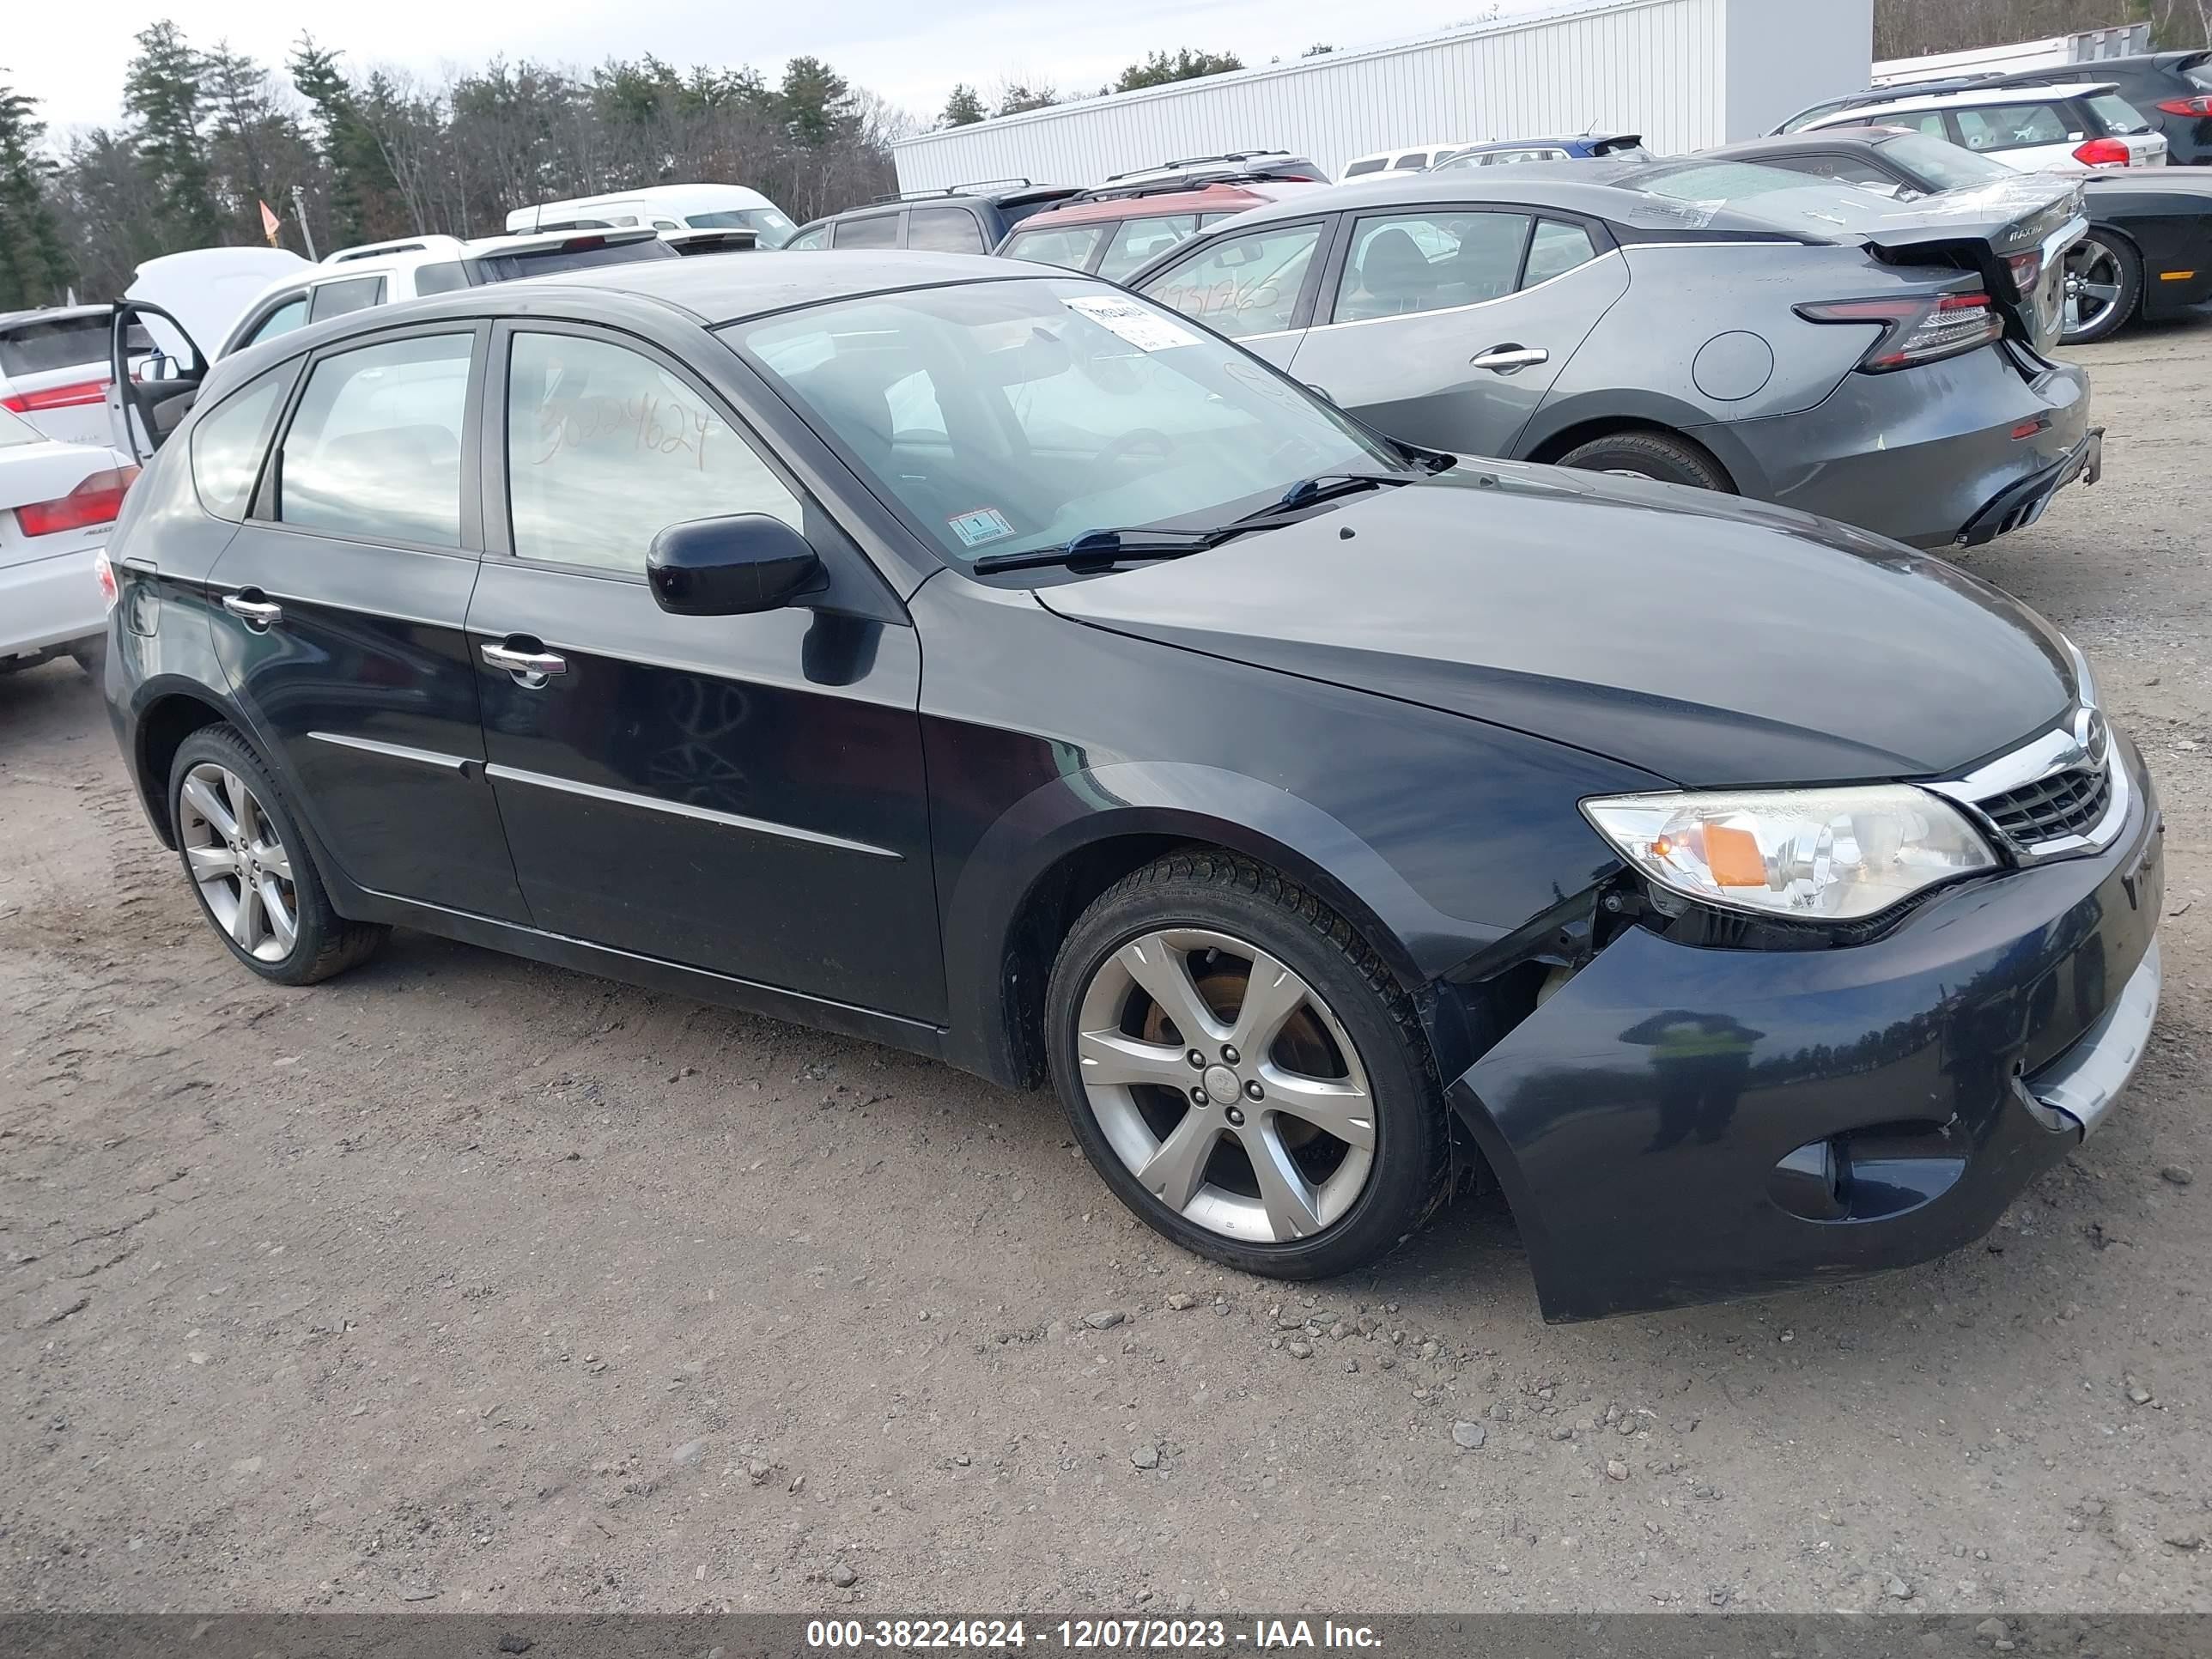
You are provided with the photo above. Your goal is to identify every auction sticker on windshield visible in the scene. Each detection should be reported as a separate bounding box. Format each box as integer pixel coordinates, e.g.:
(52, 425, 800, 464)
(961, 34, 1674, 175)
(1064, 295, 1201, 352)
(947, 506, 1017, 547)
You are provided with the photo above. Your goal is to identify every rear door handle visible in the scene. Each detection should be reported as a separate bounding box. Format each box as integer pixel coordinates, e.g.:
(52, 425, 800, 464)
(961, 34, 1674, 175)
(482, 641, 568, 687)
(222, 592, 283, 629)
(1470, 344, 1549, 373)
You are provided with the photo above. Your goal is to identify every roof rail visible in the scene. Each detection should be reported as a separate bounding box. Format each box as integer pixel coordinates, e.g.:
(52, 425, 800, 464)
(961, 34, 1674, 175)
(325, 238, 436, 264)
(868, 177, 1037, 205)
(1068, 171, 1285, 204)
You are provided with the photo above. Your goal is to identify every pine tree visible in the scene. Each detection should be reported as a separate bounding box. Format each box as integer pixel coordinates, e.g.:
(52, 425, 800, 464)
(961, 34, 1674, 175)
(0, 78, 74, 307)
(123, 20, 222, 248)
(780, 57, 855, 148)
(942, 84, 986, 127)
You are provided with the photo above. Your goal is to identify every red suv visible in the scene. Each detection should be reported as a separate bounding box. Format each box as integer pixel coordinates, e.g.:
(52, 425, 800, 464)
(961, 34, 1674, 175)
(995, 177, 1319, 283)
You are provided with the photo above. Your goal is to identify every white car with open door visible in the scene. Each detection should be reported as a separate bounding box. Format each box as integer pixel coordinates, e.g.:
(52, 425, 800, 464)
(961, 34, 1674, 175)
(0, 404, 137, 678)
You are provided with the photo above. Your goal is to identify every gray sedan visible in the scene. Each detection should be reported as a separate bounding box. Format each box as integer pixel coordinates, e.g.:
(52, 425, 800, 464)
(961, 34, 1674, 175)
(1117, 161, 2100, 549)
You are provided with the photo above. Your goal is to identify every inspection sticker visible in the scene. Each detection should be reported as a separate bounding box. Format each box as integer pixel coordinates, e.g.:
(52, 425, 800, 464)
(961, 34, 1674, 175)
(946, 506, 1017, 547)
(1063, 294, 1202, 352)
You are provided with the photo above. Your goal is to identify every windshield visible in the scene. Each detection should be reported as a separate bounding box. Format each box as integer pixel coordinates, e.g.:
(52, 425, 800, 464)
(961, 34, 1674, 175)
(688, 207, 798, 247)
(2087, 92, 2154, 135)
(1875, 131, 2014, 191)
(726, 277, 1407, 568)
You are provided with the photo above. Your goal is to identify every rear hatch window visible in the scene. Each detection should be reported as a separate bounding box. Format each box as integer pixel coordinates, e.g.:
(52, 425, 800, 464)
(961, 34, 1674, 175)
(2087, 93, 2155, 135)
(0, 315, 113, 378)
(474, 238, 678, 284)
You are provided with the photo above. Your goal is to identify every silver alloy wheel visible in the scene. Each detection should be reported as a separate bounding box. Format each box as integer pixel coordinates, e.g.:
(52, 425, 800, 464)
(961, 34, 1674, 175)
(1075, 927, 1376, 1244)
(2063, 237, 2124, 338)
(178, 762, 299, 963)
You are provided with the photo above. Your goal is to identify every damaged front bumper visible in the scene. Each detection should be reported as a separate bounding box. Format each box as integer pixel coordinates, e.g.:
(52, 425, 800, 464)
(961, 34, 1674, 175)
(1446, 735, 2164, 1323)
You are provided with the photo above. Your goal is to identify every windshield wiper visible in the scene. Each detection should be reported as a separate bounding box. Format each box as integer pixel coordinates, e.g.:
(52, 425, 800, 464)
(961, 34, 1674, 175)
(1268, 471, 1420, 513)
(971, 526, 1224, 575)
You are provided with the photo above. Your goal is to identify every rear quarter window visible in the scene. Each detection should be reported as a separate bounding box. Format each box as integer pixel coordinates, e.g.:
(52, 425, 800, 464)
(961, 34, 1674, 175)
(189, 370, 293, 521)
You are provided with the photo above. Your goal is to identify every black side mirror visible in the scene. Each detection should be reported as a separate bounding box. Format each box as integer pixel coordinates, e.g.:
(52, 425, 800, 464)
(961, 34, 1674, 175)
(647, 514, 824, 617)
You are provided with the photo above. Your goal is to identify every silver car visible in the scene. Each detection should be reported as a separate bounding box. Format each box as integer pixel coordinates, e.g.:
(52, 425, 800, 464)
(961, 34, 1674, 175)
(1119, 160, 2100, 549)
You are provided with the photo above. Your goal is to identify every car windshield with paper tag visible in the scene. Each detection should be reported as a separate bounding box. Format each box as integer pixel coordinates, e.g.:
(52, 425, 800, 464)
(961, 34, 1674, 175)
(732, 277, 1410, 566)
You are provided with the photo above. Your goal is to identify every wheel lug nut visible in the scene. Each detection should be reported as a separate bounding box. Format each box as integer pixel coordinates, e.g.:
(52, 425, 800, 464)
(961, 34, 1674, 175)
(1221, 1045, 1240, 1065)
(1189, 1085, 1209, 1106)
(1225, 1106, 1246, 1127)
(1186, 1049, 1206, 1070)
(1244, 1079, 1263, 1101)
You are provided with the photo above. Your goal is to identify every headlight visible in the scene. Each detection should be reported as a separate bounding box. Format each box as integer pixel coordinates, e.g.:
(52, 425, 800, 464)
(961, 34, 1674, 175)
(1583, 786, 1997, 921)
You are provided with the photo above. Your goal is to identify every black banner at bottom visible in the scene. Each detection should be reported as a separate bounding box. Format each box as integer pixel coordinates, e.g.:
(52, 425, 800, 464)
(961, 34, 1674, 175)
(0, 1614, 2205, 1659)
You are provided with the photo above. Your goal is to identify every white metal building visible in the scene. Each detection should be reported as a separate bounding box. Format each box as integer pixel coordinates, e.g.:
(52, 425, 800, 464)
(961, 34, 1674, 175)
(890, 0, 1873, 191)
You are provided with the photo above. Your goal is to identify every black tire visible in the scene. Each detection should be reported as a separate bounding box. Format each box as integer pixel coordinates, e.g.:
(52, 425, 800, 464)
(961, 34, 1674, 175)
(2061, 232, 2142, 347)
(167, 725, 388, 986)
(1046, 849, 1451, 1279)
(1555, 429, 1731, 491)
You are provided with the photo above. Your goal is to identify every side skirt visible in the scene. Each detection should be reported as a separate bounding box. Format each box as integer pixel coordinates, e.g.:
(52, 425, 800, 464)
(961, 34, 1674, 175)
(341, 886, 951, 1066)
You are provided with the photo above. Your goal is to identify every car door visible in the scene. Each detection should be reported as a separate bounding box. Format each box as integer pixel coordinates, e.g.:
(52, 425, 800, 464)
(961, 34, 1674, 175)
(1133, 217, 1332, 371)
(1286, 206, 1627, 459)
(465, 320, 944, 1019)
(206, 322, 532, 923)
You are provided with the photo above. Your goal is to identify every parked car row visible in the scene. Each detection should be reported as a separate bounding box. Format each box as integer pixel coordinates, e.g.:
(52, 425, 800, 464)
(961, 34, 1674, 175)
(88, 250, 2164, 1320)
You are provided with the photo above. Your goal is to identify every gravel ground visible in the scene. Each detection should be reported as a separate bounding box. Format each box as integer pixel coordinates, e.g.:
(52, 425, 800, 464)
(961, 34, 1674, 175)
(3, 313, 2209, 1616)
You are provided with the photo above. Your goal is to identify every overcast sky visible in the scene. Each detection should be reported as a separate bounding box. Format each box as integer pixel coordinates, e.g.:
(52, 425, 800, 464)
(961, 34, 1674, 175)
(7, 2, 1540, 136)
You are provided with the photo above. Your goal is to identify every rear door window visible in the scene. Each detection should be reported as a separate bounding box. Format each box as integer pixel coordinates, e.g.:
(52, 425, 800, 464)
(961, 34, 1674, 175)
(1953, 102, 2075, 152)
(307, 276, 386, 323)
(1141, 222, 1323, 337)
(1332, 210, 1530, 323)
(1342, 158, 1387, 177)
(412, 261, 472, 296)
(833, 214, 902, 249)
(1097, 215, 1203, 282)
(907, 207, 986, 253)
(1392, 151, 1429, 170)
(275, 332, 473, 547)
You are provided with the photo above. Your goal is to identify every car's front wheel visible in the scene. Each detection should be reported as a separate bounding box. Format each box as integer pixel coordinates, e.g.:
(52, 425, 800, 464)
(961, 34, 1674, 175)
(1046, 850, 1451, 1279)
(167, 726, 388, 985)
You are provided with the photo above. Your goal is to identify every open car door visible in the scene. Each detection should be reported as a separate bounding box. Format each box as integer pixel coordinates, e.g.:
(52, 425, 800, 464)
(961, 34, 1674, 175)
(106, 301, 210, 463)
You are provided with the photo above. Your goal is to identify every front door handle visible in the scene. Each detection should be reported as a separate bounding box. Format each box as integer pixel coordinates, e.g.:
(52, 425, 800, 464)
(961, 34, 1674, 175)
(222, 591, 283, 629)
(1470, 344, 1549, 373)
(482, 640, 568, 688)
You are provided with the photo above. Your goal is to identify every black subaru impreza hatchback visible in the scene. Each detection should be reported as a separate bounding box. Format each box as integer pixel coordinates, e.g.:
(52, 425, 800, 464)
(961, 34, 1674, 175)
(95, 253, 2162, 1321)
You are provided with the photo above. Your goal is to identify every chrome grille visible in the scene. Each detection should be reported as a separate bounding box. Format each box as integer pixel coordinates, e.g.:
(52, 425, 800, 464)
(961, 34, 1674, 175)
(1976, 761, 2112, 848)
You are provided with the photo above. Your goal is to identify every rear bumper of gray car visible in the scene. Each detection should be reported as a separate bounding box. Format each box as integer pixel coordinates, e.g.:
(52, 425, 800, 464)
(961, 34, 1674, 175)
(1697, 344, 2093, 550)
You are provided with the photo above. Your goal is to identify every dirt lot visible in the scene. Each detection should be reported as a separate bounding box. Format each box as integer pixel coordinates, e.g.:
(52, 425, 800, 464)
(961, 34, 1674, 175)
(3, 314, 2209, 1618)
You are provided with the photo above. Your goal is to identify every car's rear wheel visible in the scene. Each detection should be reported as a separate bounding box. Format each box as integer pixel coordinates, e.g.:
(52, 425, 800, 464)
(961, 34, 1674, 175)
(168, 726, 387, 985)
(2062, 233, 2141, 346)
(1556, 429, 1730, 491)
(1046, 850, 1451, 1279)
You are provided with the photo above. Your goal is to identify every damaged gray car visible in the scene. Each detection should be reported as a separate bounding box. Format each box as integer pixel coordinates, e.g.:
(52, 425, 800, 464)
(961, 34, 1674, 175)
(1121, 159, 2100, 549)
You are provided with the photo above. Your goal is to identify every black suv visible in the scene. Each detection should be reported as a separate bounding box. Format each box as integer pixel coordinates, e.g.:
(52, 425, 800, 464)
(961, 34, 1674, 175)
(1777, 52, 2212, 165)
(784, 180, 1081, 254)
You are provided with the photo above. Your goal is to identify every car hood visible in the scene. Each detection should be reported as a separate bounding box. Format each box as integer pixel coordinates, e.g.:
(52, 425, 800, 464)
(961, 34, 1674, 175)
(1034, 464, 2075, 787)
